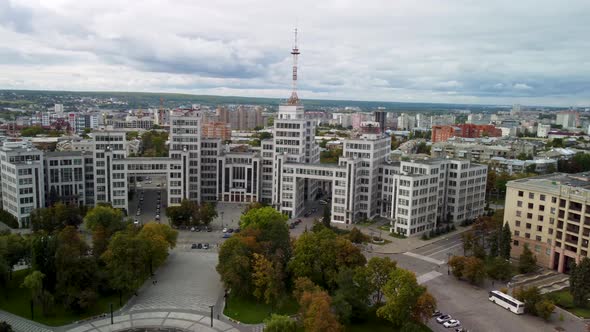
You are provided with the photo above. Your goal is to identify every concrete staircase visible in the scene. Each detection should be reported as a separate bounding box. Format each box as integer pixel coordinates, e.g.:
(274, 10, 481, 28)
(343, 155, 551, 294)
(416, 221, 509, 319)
(510, 270, 569, 294)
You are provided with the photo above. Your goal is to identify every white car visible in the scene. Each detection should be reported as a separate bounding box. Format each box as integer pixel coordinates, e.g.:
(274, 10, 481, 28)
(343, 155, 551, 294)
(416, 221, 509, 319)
(443, 320, 461, 328)
(436, 314, 452, 323)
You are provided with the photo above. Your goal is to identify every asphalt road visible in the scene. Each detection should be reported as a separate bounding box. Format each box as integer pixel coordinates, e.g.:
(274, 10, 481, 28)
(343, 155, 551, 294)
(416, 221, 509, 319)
(129, 181, 167, 225)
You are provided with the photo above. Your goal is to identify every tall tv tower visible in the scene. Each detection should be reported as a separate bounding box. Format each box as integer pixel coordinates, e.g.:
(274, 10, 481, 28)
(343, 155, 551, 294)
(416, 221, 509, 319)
(288, 28, 300, 105)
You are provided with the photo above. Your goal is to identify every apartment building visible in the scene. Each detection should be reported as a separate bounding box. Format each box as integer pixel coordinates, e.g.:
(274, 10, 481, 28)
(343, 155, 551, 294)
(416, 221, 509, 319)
(505, 173, 590, 273)
(44, 151, 87, 207)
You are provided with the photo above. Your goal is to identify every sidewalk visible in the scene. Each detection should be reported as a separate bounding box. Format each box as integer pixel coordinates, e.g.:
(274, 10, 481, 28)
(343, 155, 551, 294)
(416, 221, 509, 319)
(332, 219, 472, 254)
(0, 309, 53, 332)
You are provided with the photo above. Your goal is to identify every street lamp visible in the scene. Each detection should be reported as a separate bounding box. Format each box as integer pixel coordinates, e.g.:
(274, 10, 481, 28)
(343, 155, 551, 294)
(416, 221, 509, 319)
(447, 252, 452, 275)
(209, 305, 214, 327)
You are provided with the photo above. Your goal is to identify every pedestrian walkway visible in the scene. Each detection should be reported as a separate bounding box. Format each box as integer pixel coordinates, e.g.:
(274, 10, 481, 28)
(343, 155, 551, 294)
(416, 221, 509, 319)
(0, 309, 53, 332)
(64, 311, 239, 332)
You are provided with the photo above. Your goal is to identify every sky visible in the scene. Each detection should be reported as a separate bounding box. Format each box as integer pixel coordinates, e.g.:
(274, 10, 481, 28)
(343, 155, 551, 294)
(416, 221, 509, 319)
(0, 0, 589, 107)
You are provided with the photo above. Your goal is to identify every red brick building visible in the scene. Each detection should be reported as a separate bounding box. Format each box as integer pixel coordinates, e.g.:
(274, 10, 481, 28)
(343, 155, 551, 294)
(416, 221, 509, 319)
(431, 124, 502, 142)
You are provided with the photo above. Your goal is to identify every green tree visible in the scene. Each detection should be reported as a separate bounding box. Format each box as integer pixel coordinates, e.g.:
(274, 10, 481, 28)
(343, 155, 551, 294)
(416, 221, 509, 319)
(322, 205, 331, 228)
(514, 286, 542, 315)
(55, 226, 99, 311)
(499, 223, 512, 260)
(347, 227, 369, 244)
(30, 234, 57, 293)
(488, 232, 499, 257)
(461, 231, 475, 256)
(0, 321, 13, 332)
(138, 222, 178, 275)
(239, 207, 290, 260)
(365, 256, 397, 305)
(570, 257, 590, 307)
(486, 256, 513, 281)
(31, 202, 83, 233)
(473, 242, 486, 260)
(535, 298, 555, 320)
(84, 206, 125, 258)
(0, 233, 28, 280)
(519, 244, 537, 274)
(21, 270, 53, 316)
(216, 234, 257, 296)
(377, 268, 435, 327)
(101, 230, 148, 305)
(263, 314, 297, 332)
(448, 256, 466, 279)
(332, 268, 371, 324)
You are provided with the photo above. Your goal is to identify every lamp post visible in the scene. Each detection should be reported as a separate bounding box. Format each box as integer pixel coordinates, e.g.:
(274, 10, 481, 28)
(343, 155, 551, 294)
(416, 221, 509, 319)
(209, 305, 214, 327)
(447, 252, 452, 275)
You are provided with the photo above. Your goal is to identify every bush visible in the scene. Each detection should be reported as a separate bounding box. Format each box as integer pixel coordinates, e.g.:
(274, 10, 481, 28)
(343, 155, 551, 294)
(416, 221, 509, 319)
(421, 233, 429, 240)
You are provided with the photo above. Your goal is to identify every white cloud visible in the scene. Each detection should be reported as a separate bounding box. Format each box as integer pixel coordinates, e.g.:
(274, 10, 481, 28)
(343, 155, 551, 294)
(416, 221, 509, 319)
(0, 0, 589, 106)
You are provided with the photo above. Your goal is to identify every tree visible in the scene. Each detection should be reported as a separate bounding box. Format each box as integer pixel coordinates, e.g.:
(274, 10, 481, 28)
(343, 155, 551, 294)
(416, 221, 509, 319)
(332, 268, 371, 324)
(461, 231, 475, 256)
(499, 223, 512, 260)
(0, 233, 28, 280)
(30, 235, 57, 293)
(377, 268, 430, 327)
(488, 232, 499, 257)
(535, 298, 555, 320)
(31, 202, 83, 233)
(21, 270, 53, 316)
(486, 256, 513, 281)
(462, 256, 486, 284)
(519, 244, 537, 274)
(217, 235, 258, 296)
(293, 277, 321, 302)
(347, 227, 369, 244)
(263, 314, 297, 332)
(322, 205, 331, 228)
(448, 256, 466, 279)
(0, 321, 13, 332)
(570, 257, 590, 307)
(55, 226, 99, 311)
(84, 206, 125, 257)
(400, 321, 425, 332)
(365, 257, 397, 305)
(298, 289, 342, 332)
(411, 291, 437, 324)
(138, 223, 178, 275)
(473, 242, 486, 260)
(239, 207, 291, 261)
(101, 230, 148, 305)
(514, 286, 542, 315)
(289, 228, 365, 290)
(252, 253, 285, 307)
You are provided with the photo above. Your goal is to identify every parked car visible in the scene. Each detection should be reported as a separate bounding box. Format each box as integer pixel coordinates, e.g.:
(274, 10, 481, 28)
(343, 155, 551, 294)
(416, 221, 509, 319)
(455, 328, 467, 332)
(295, 219, 302, 224)
(289, 223, 296, 229)
(222, 233, 231, 238)
(436, 315, 452, 324)
(195, 227, 201, 232)
(432, 310, 442, 317)
(222, 227, 228, 233)
(203, 243, 209, 250)
(443, 320, 461, 328)
(190, 227, 195, 232)
(228, 228, 234, 233)
(155, 215, 160, 220)
(311, 208, 317, 213)
(191, 243, 197, 249)
(206, 227, 212, 232)
(197, 243, 203, 249)
(319, 200, 327, 205)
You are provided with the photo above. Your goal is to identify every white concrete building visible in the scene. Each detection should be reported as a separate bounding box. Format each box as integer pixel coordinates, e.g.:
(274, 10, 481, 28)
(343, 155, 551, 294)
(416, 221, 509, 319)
(537, 124, 551, 138)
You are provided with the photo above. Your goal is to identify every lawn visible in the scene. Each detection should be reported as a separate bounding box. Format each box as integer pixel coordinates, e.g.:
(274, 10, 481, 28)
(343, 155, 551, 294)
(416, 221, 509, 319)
(0, 269, 131, 326)
(346, 310, 431, 332)
(546, 289, 590, 318)
(223, 295, 299, 324)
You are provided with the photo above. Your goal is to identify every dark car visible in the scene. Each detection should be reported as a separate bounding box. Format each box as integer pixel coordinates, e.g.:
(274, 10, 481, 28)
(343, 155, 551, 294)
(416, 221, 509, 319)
(228, 228, 234, 233)
(191, 243, 197, 249)
(195, 227, 201, 232)
(432, 310, 442, 317)
(197, 243, 203, 249)
(235, 228, 240, 233)
(206, 227, 212, 232)
(289, 223, 296, 229)
(295, 219, 302, 224)
(223, 233, 231, 238)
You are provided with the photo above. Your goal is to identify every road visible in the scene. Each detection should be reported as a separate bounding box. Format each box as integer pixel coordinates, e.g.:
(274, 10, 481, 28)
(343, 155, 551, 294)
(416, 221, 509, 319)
(129, 178, 168, 225)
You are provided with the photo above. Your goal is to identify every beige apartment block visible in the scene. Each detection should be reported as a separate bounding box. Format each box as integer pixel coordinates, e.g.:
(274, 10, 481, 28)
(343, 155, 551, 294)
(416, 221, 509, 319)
(505, 173, 590, 273)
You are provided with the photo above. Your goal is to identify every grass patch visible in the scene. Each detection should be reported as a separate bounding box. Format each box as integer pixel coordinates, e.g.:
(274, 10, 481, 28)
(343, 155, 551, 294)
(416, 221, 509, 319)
(357, 219, 377, 227)
(377, 225, 390, 232)
(546, 289, 590, 318)
(224, 295, 299, 324)
(346, 309, 430, 332)
(0, 269, 132, 326)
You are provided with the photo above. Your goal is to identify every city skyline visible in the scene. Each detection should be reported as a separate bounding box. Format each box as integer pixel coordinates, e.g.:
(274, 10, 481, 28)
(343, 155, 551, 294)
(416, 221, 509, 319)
(1, 1, 589, 107)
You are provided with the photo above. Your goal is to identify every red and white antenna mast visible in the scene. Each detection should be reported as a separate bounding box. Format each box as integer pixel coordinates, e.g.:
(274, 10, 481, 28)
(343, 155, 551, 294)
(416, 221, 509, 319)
(288, 28, 300, 105)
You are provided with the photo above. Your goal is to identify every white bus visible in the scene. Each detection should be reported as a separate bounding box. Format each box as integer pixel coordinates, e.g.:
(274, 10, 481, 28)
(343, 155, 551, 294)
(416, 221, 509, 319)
(488, 290, 525, 314)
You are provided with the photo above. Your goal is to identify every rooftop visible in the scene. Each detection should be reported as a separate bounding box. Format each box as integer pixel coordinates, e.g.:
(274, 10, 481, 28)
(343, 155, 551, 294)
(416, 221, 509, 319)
(509, 172, 590, 192)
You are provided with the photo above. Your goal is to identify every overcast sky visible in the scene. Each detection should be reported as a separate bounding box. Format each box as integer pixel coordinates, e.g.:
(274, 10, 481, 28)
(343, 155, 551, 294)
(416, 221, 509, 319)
(1, 0, 589, 106)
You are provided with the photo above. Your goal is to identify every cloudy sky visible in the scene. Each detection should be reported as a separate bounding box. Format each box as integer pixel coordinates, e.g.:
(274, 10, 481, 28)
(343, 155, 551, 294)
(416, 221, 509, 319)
(1, 0, 589, 106)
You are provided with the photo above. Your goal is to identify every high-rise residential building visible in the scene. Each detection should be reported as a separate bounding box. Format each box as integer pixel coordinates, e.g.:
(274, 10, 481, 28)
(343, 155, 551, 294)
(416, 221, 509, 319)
(397, 113, 415, 130)
(202, 122, 231, 141)
(54, 104, 64, 114)
(556, 110, 580, 129)
(504, 173, 590, 273)
(374, 111, 386, 132)
(0, 142, 45, 227)
(228, 106, 264, 130)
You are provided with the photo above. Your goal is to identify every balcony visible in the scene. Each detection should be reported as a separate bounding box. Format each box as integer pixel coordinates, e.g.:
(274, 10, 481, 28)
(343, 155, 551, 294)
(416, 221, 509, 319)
(584, 228, 590, 237)
(568, 212, 581, 224)
(565, 235, 579, 246)
(566, 223, 580, 234)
